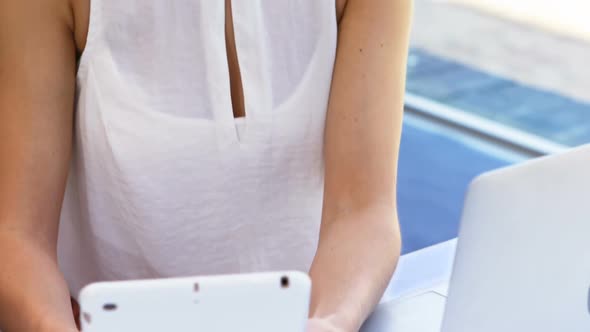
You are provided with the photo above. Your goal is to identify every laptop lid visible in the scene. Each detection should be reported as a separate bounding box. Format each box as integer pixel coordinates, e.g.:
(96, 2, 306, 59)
(442, 144, 590, 332)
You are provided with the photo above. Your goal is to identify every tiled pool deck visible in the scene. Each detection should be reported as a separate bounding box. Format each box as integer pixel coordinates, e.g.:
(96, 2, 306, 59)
(407, 48, 590, 147)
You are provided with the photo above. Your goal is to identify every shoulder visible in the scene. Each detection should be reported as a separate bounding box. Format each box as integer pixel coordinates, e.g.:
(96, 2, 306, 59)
(0, 0, 71, 26)
(0, 0, 90, 51)
(337, 0, 413, 21)
(0, 0, 78, 52)
(336, 0, 347, 23)
(71, 0, 90, 53)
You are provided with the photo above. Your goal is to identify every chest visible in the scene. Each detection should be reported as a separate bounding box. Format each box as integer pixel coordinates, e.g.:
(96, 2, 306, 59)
(77, 1, 337, 119)
(75, 0, 338, 152)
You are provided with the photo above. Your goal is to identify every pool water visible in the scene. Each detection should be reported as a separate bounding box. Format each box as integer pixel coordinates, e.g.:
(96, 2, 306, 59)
(397, 117, 517, 253)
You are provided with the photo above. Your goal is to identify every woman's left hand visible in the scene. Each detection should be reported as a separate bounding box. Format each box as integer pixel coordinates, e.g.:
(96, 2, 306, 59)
(306, 318, 348, 332)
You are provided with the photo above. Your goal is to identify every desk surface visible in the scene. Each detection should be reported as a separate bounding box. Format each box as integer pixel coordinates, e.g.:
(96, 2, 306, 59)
(361, 291, 446, 332)
(361, 239, 457, 332)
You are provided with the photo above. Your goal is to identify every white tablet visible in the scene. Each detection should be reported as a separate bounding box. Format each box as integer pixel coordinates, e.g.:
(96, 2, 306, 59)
(78, 271, 311, 332)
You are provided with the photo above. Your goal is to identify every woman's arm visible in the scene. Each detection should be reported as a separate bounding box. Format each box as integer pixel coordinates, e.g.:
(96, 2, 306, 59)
(309, 0, 413, 330)
(0, 0, 79, 331)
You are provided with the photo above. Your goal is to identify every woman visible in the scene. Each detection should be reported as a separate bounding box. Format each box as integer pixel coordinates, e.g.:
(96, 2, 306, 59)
(0, 0, 412, 330)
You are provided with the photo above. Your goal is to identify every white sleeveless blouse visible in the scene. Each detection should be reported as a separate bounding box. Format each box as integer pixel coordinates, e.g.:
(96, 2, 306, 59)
(57, 0, 337, 296)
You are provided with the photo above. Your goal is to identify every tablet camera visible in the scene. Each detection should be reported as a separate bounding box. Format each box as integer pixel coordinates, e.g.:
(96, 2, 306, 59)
(281, 276, 290, 289)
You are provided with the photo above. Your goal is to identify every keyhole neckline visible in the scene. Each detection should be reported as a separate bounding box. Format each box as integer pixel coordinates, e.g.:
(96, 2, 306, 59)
(224, 0, 247, 119)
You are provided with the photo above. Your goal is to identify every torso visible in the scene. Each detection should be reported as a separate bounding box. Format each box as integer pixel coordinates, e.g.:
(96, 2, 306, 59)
(59, 0, 340, 295)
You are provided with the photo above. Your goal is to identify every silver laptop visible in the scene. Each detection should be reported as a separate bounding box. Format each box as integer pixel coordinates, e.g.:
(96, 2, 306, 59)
(441, 144, 590, 331)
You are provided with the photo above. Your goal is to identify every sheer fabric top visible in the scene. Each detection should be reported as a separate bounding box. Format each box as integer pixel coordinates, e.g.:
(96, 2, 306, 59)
(57, 0, 338, 296)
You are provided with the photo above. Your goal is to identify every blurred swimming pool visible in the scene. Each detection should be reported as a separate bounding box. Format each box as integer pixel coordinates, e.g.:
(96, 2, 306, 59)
(397, 115, 520, 254)
(399, 48, 589, 253)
